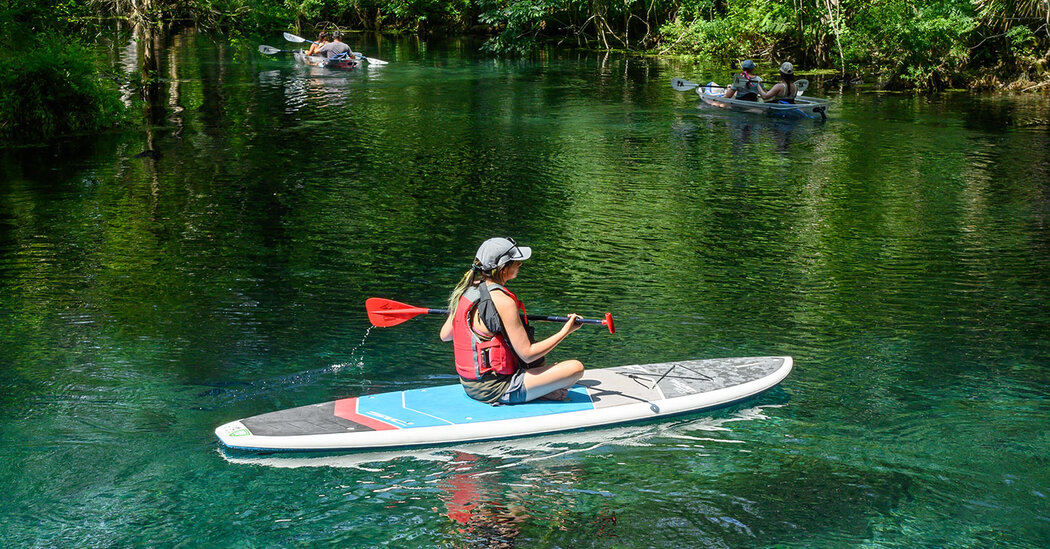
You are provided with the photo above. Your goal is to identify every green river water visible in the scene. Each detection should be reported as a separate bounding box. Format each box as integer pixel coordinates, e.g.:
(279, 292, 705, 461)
(1, 32, 1048, 547)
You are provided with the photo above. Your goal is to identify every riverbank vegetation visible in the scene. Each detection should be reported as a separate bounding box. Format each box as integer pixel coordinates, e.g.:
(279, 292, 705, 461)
(1, 0, 1048, 141)
(470, 0, 1049, 90)
(0, 2, 128, 141)
(237, 0, 1048, 90)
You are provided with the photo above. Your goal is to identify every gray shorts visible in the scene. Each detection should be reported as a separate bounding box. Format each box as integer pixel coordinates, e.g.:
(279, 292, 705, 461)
(496, 369, 528, 405)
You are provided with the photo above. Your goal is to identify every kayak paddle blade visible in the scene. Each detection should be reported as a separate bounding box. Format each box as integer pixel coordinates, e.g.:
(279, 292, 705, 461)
(359, 55, 389, 66)
(365, 298, 431, 327)
(671, 77, 699, 91)
(258, 45, 281, 55)
(283, 31, 310, 44)
(796, 79, 809, 97)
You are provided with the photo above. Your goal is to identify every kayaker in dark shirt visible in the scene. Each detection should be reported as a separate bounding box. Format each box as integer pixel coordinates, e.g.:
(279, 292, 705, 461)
(305, 32, 330, 57)
(724, 59, 761, 101)
(758, 62, 798, 104)
(318, 31, 354, 60)
(440, 238, 584, 404)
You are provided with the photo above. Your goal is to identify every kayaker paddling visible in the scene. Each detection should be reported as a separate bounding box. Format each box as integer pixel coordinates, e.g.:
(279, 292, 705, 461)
(440, 238, 585, 404)
(669, 75, 829, 120)
(724, 59, 761, 101)
(305, 31, 330, 57)
(317, 31, 355, 62)
(757, 62, 798, 104)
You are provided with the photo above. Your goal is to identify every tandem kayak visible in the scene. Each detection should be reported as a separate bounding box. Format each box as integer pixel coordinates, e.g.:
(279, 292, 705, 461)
(672, 77, 829, 120)
(215, 356, 792, 452)
(293, 51, 357, 70)
(698, 82, 828, 120)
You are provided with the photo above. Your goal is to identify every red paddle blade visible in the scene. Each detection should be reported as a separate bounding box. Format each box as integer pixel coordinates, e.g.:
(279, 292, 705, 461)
(365, 298, 431, 327)
(603, 312, 616, 334)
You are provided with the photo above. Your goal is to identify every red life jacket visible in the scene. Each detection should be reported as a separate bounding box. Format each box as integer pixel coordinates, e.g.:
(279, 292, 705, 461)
(452, 283, 528, 380)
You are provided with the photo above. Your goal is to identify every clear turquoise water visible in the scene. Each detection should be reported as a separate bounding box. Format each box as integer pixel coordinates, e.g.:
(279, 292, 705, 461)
(1, 31, 1048, 547)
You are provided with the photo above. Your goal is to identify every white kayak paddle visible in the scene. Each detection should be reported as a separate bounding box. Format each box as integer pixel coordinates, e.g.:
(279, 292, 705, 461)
(795, 79, 809, 97)
(258, 45, 294, 55)
(671, 77, 700, 91)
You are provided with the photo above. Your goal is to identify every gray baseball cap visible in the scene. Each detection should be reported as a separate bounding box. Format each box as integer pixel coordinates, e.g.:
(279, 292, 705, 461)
(475, 237, 531, 270)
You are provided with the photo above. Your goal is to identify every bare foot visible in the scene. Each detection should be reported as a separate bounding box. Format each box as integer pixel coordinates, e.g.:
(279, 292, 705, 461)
(540, 388, 569, 401)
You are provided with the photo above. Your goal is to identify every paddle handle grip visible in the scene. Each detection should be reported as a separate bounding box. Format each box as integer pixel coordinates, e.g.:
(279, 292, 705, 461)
(534, 312, 615, 334)
(531, 314, 595, 324)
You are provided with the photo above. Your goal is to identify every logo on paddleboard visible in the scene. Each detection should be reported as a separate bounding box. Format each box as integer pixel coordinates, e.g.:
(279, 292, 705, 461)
(229, 428, 250, 437)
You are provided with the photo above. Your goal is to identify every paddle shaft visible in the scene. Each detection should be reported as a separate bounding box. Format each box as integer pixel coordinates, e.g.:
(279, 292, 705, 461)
(383, 307, 605, 326)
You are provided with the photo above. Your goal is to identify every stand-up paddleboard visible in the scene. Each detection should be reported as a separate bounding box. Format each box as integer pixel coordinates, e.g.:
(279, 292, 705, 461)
(215, 356, 792, 452)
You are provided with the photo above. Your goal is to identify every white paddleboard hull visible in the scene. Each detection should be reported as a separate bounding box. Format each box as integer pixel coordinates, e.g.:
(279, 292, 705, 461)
(215, 356, 792, 452)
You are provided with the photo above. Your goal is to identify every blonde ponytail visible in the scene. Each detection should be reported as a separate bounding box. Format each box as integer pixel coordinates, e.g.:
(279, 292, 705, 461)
(446, 268, 477, 315)
(446, 260, 518, 315)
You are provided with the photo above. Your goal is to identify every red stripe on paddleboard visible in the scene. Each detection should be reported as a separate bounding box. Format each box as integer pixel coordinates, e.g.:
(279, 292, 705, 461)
(333, 397, 399, 431)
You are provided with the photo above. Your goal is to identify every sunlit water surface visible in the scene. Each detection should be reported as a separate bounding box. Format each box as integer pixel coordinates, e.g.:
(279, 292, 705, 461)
(1, 32, 1048, 547)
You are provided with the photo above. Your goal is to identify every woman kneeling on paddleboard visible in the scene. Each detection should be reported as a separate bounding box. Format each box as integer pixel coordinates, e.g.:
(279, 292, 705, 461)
(440, 238, 584, 404)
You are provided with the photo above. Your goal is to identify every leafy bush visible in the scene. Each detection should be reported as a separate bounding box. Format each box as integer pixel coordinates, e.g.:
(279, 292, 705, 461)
(0, 42, 126, 141)
(477, 0, 555, 54)
(849, 0, 975, 88)
(387, 0, 472, 31)
(659, 0, 810, 61)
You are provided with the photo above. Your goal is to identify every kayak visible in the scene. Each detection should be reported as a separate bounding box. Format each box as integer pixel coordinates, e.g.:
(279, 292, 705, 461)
(215, 356, 792, 452)
(698, 82, 829, 120)
(293, 51, 356, 70)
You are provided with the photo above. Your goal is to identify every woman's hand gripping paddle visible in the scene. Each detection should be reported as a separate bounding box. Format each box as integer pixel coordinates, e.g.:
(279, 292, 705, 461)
(365, 297, 615, 334)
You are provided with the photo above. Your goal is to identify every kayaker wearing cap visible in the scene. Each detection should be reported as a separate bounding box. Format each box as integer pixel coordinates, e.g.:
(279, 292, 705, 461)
(724, 59, 761, 101)
(758, 62, 799, 104)
(317, 31, 354, 60)
(305, 31, 331, 57)
(440, 238, 584, 404)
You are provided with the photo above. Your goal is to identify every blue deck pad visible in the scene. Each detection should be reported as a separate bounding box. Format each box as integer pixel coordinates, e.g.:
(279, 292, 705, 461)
(356, 384, 595, 429)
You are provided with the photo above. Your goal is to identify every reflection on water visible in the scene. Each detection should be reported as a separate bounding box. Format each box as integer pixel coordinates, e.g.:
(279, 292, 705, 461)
(220, 405, 783, 547)
(1, 29, 1049, 548)
(439, 452, 528, 549)
(671, 107, 826, 155)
